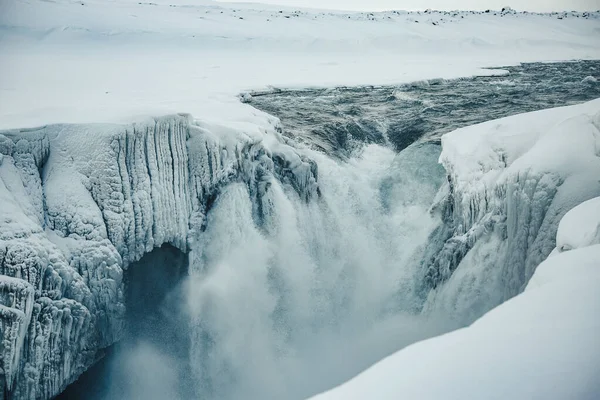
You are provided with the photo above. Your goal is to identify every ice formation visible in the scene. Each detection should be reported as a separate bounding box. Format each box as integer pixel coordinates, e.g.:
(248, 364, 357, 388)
(420, 99, 600, 324)
(1, 95, 599, 399)
(0, 115, 318, 398)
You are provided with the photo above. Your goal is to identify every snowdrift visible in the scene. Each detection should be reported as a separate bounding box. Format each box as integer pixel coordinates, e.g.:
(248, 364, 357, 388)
(420, 98, 600, 323)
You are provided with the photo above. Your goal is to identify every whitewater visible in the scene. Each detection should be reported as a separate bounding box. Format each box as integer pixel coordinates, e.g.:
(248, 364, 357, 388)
(1, 1, 599, 399)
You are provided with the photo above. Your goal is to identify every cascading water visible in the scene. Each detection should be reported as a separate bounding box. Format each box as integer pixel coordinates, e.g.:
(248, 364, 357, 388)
(67, 141, 453, 400)
(181, 60, 600, 400)
(54, 60, 600, 400)
(185, 142, 451, 400)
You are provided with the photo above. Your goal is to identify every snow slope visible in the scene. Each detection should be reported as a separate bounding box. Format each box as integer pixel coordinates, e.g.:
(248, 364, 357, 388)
(310, 99, 600, 400)
(0, 0, 599, 129)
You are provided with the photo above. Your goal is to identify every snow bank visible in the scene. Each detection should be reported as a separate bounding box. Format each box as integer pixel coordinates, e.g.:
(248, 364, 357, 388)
(0, 116, 318, 399)
(310, 105, 600, 400)
(421, 98, 600, 323)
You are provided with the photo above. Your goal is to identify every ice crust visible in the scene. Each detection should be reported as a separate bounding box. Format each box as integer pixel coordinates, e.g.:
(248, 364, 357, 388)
(0, 115, 318, 399)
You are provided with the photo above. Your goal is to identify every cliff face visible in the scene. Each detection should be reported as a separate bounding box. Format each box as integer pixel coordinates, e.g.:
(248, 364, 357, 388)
(420, 101, 600, 323)
(0, 115, 318, 399)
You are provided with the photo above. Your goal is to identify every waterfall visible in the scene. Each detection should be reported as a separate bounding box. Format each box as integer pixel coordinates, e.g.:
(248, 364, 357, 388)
(183, 143, 453, 400)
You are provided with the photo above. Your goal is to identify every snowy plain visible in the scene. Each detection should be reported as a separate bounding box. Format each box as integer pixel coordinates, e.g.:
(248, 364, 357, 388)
(1, 0, 600, 399)
(1, 0, 599, 129)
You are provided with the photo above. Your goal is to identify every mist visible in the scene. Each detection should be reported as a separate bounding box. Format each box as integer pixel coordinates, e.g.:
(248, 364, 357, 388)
(85, 142, 457, 400)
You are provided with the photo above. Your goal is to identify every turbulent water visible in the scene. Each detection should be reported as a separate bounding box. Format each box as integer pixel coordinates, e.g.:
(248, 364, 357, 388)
(248, 61, 600, 155)
(59, 61, 600, 400)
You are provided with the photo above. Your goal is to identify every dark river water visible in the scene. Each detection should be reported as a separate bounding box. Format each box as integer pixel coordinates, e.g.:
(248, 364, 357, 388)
(248, 60, 600, 156)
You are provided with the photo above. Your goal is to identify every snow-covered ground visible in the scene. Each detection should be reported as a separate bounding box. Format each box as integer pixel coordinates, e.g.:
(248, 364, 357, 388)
(0, 0, 599, 129)
(311, 99, 600, 400)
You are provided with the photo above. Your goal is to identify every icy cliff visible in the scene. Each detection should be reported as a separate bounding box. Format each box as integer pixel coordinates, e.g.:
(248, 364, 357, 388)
(310, 99, 600, 400)
(421, 98, 600, 323)
(311, 197, 600, 400)
(0, 115, 318, 399)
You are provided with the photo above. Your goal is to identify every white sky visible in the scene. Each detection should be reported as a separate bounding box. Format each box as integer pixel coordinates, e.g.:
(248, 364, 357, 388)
(217, 0, 600, 12)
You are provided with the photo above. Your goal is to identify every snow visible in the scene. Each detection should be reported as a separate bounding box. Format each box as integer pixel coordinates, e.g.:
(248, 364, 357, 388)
(556, 196, 600, 252)
(310, 107, 600, 400)
(440, 99, 600, 181)
(1, 0, 600, 398)
(0, 0, 599, 129)
(421, 99, 600, 324)
(310, 245, 600, 400)
(526, 244, 600, 291)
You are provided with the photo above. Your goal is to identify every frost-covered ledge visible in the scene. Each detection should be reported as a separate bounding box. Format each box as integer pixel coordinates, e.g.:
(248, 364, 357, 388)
(0, 115, 318, 399)
(421, 98, 600, 323)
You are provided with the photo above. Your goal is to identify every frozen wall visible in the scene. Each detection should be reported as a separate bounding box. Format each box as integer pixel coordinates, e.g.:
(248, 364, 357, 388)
(420, 99, 600, 324)
(0, 115, 318, 399)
